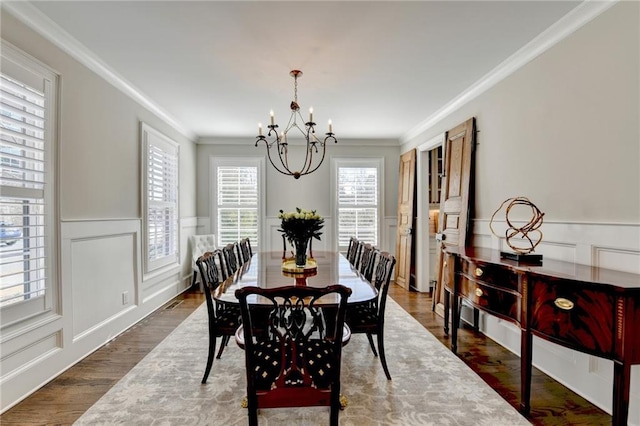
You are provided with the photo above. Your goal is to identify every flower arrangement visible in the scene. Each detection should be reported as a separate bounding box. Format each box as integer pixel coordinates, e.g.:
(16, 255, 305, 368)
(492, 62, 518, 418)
(278, 207, 324, 244)
(278, 208, 324, 267)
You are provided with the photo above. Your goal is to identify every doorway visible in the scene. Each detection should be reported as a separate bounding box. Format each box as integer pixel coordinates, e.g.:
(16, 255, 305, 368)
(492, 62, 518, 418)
(414, 136, 444, 293)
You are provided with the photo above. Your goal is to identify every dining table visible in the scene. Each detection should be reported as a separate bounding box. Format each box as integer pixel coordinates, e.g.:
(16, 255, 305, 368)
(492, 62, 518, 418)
(213, 250, 377, 306)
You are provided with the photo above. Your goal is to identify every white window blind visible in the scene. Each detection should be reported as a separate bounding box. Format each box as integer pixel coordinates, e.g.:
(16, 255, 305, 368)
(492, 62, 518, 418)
(337, 166, 379, 248)
(142, 123, 179, 273)
(216, 166, 258, 247)
(0, 51, 53, 312)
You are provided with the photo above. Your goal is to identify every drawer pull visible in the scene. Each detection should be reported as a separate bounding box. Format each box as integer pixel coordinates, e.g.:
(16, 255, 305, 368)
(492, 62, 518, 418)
(474, 288, 484, 297)
(474, 268, 483, 277)
(554, 297, 575, 311)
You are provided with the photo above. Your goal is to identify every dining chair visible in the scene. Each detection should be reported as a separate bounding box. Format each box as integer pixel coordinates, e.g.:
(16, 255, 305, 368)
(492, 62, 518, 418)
(346, 236, 360, 266)
(354, 240, 366, 269)
(239, 237, 253, 263)
(196, 250, 242, 384)
(234, 284, 352, 426)
(235, 241, 246, 267)
(358, 243, 376, 281)
(222, 242, 239, 278)
(346, 251, 396, 380)
(214, 249, 231, 281)
(189, 234, 217, 289)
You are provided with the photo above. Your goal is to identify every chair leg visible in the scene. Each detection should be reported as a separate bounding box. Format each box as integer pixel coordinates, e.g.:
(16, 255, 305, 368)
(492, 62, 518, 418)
(330, 388, 340, 426)
(366, 333, 378, 357)
(216, 335, 230, 359)
(377, 328, 391, 380)
(201, 335, 217, 384)
(191, 271, 198, 289)
(247, 395, 259, 426)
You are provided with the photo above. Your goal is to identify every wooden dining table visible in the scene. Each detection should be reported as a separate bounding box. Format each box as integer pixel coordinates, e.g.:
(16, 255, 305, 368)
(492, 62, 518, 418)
(213, 250, 377, 306)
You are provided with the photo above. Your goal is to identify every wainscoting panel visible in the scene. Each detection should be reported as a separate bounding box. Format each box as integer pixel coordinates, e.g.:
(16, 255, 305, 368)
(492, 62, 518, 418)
(0, 219, 191, 413)
(0, 331, 60, 382)
(70, 233, 137, 337)
(468, 219, 640, 424)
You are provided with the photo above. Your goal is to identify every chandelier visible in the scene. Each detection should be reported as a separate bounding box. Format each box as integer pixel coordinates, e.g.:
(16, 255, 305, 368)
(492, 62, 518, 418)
(255, 70, 337, 179)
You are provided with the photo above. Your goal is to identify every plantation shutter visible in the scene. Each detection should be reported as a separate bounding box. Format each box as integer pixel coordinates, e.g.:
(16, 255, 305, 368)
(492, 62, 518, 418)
(216, 166, 258, 247)
(337, 167, 378, 247)
(143, 123, 179, 272)
(0, 53, 53, 312)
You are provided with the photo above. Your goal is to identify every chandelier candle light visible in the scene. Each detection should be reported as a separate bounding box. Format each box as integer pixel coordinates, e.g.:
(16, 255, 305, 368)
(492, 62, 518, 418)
(255, 70, 337, 179)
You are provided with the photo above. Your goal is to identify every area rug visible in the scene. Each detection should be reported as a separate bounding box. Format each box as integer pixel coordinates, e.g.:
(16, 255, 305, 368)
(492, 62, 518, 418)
(74, 297, 530, 426)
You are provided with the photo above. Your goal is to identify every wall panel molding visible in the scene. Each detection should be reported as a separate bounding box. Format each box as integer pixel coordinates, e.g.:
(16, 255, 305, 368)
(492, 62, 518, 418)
(1, 219, 188, 413)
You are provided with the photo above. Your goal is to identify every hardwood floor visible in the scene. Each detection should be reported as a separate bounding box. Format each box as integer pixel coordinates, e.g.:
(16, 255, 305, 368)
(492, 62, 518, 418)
(1, 284, 611, 425)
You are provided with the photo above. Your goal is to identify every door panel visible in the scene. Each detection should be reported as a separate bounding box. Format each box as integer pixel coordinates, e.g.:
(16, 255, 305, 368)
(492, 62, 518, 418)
(395, 149, 416, 289)
(433, 118, 476, 315)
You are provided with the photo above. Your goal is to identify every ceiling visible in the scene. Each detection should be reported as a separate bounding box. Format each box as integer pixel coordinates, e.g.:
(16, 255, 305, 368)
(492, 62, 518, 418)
(16, 1, 583, 141)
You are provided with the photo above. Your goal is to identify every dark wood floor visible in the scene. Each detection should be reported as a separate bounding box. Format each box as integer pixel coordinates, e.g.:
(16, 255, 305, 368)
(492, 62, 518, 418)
(1, 284, 611, 425)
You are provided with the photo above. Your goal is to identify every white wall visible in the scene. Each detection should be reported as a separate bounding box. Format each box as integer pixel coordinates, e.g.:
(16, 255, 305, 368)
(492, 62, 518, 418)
(196, 139, 401, 253)
(403, 3, 640, 424)
(403, 2, 639, 225)
(0, 10, 198, 412)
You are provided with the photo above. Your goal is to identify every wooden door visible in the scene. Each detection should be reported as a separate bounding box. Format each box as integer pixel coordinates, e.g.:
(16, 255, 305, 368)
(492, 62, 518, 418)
(395, 149, 416, 289)
(433, 118, 476, 316)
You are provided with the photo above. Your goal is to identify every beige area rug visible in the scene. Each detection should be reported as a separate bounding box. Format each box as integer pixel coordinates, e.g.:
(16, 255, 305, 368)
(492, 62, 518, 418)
(75, 297, 531, 426)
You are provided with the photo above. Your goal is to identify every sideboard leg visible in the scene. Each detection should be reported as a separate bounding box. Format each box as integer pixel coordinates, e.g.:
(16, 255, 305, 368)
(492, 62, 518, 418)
(451, 293, 459, 354)
(612, 361, 630, 426)
(443, 289, 450, 335)
(520, 328, 532, 415)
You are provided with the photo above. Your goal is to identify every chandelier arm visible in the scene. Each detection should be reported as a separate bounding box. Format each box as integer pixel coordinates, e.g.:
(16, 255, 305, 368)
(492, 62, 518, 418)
(267, 146, 291, 175)
(299, 125, 319, 176)
(303, 134, 338, 176)
(267, 147, 295, 176)
(268, 125, 294, 175)
(259, 136, 294, 176)
(275, 138, 294, 175)
(301, 141, 326, 176)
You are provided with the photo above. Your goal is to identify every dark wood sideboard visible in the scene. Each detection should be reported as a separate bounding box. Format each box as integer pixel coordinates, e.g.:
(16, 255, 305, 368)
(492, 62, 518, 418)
(442, 247, 640, 426)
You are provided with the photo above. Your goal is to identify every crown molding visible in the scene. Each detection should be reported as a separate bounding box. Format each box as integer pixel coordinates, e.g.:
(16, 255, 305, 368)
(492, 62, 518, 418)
(3, 1, 197, 141)
(401, 0, 618, 144)
(198, 136, 400, 147)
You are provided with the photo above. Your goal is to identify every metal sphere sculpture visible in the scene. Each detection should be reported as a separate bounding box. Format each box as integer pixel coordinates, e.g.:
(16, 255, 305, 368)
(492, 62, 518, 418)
(489, 197, 544, 255)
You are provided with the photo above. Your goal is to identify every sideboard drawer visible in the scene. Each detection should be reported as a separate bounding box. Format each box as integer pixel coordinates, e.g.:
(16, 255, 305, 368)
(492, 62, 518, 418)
(459, 276, 521, 323)
(529, 278, 615, 357)
(460, 258, 519, 291)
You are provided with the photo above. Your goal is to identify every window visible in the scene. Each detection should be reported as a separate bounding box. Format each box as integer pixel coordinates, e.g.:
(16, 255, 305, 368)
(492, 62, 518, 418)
(142, 123, 179, 274)
(334, 159, 382, 250)
(212, 158, 262, 249)
(0, 42, 57, 320)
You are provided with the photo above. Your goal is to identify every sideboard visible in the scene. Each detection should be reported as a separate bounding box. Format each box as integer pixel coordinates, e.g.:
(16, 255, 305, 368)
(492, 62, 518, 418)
(442, 246, 640, 426)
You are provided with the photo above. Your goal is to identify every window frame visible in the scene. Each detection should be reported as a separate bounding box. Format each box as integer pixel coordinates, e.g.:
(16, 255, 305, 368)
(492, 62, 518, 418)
(0, 41, 59, 326)
(141, 122, 180, 276)
(331, 157, 384, 252)
(210, 157, 264, 251)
